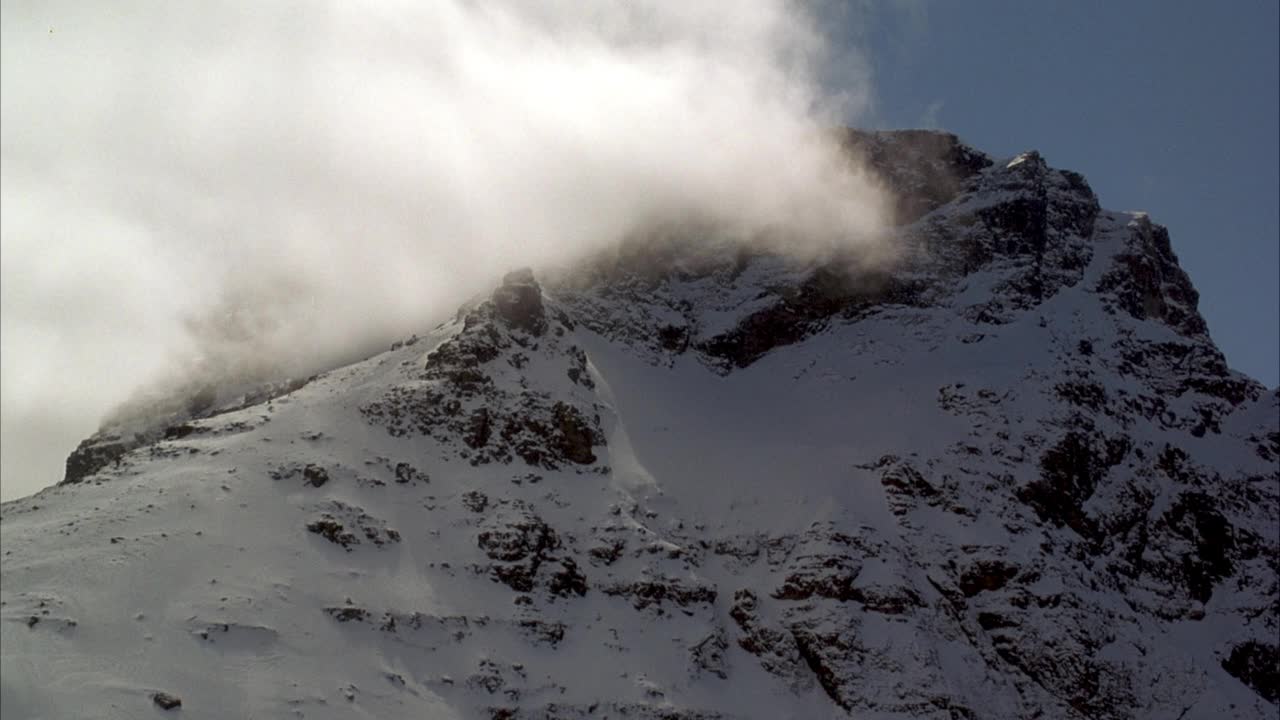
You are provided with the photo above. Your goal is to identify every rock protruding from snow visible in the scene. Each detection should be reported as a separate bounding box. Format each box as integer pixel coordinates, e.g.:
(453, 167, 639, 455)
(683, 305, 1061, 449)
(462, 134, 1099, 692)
(492, 268, 548, 336)
(839, 129, 993, 223)
(152, 692, 182, 711)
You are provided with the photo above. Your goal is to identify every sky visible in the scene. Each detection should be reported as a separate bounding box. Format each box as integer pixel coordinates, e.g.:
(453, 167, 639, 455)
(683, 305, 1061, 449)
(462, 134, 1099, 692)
(1, 1, 1277, 501)
(854, 1, 1280, 388)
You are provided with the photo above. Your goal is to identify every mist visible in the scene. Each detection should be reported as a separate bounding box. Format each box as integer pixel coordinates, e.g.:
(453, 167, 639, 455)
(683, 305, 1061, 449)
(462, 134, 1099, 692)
(0, 0, 893, 500)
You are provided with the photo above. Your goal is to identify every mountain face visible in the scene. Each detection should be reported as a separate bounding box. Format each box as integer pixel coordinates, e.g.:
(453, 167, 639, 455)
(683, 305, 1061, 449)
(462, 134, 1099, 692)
(3, 130, 1277, 720)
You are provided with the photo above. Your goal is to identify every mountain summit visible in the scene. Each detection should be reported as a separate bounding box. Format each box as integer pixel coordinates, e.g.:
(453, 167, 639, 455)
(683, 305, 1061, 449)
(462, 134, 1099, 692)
(3, 131, 1277, 719)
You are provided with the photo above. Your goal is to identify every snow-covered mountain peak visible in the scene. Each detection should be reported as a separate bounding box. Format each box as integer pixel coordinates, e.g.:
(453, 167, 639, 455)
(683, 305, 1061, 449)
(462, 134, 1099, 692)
(4, 130, 1276, 719)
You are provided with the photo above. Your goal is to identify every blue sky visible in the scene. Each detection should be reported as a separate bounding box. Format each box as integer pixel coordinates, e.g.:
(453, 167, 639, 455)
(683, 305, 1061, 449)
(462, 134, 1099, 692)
(853, 1, 1279, 387)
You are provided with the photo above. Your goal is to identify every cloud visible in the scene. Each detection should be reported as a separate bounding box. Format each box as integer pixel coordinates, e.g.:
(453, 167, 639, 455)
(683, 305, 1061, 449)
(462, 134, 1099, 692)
(918, 99, 945, 130)
(0, 0, 891, 499)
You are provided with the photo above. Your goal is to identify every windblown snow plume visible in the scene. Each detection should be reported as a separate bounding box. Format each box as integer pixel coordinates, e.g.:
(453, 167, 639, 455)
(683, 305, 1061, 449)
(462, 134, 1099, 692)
(0, 0, 891, 498)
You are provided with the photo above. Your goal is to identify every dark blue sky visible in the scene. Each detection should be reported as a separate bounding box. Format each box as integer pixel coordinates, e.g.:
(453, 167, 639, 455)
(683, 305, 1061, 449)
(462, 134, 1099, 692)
(851, 1, 1279, 386)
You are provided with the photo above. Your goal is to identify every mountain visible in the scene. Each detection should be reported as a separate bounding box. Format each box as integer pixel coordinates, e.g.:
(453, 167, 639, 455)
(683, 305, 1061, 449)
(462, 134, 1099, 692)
(3, 130, 1276, 720)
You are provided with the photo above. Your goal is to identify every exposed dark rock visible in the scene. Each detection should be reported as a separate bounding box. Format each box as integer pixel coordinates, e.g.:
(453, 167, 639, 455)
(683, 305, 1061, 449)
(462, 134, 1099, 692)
(1221, 641, 1279, 703)
(1160, 492, 1235, 604)
(1097, 216, 1207, 338)
(878, 458, 938, 506)
(1019, 431, 1108, 539)
(838, 129, 992, 223)
(565, 346, 596, 388)
(547, 558, 587, 598)
(548, 402, 598, 465)
(462, 491, 490, 513)
(394, 462, 429, 484)
(467, 659, 507, 694)
(467, 408, 493, 449)
(306, 502, 398, 550)
(699, 266, 928, 370)
(790, 626, 854, 713)
(62, 436, 131, 485)
(363, 306, 605, 468)
(491, 564, 536, 593)
(977, 612, 1019, 630)
(152, 692, 182, 710)
(603, 578, 716, 611)
(163, 423, 196, 440)
(958, 560, 1019, 597)
(302, 464, 329, 488)
(658, 324, 690, 353)
(773, 555, 861, 602)
(729, 589, 804, 684)
(517, 619, 566, 646)
(1253, 430, 1280, 463)
(848, 584, 923, 615)
(477, 512, 558, 564)
(691, 631, 728, 679)
(476, 506, 575, 595)
(324, 606, 370, 623)
(1055, 381, 1107, 411)
(979, 195, 1048, 255)
(588, 538, 625, 565)
(492, 269, 547, 336)
(307, 518, 356, 549)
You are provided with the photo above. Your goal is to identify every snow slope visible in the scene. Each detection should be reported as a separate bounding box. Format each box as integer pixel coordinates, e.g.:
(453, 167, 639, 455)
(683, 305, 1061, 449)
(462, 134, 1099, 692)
(3, 131, 1276, 719)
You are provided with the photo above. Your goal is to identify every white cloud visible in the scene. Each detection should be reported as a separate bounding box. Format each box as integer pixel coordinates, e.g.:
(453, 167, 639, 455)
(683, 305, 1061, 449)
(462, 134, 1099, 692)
(0, 0, 891, 499)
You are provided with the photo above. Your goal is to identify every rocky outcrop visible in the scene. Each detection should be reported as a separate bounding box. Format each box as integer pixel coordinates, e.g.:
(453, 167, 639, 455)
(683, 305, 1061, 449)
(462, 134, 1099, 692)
(360, 271, 606, 470)
(62, 435, 133, 486)
(492, 268, 548, 336)
(305, 501, 400, 551)
(1223, 641, 1279, 704)
(62, 375, 312, 485)
(837, 129, 992, 223)
(151, 692, 182, 711)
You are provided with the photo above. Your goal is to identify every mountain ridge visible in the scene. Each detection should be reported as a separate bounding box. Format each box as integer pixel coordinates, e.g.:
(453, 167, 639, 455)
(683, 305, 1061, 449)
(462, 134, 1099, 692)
(4, 130, 1277, 719)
